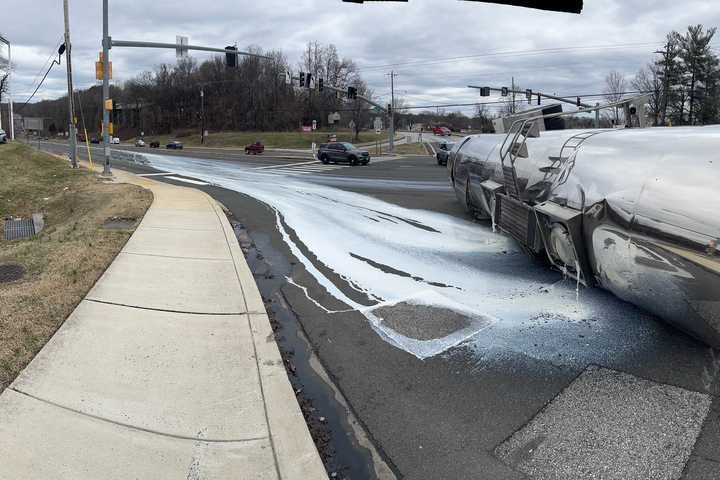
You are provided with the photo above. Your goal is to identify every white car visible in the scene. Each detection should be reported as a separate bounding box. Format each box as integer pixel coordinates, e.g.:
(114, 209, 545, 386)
(0, 129, 6, 144)
(110, 137, 120, 144)
(135, 139, 146, 147)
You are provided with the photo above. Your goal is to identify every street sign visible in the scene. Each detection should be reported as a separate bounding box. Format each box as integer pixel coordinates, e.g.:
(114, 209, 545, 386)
(348, 120, 356, 130)
(176, 36, 188, 59)
(302, 125, 312, 132)
(373, 117, 383, 131)
(312, 120, 317, 130)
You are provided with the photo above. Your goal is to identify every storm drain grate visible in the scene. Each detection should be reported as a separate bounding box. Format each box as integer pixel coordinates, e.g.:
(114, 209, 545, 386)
(4, 219, 36, 241)
(0, 264, 25, 283)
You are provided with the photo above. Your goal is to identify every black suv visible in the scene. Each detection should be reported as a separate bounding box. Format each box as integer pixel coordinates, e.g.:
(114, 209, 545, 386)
(317, 142, 370, 165)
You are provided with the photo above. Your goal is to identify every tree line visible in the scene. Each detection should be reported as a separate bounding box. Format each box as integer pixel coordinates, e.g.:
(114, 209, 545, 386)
(19, 42, 376, 139)
(609, 24, 719, 126)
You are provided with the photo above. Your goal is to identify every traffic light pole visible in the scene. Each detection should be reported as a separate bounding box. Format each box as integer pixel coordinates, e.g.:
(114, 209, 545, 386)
(102, 0, 111, 174)
(388, 70, 396, 153)
(99, 2, 270, 174)
(63, 0, 78, 168)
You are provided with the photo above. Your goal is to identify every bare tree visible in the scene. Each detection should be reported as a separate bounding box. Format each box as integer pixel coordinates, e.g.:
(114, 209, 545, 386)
(632, 64, 663, 125)
(604, 70, 626, 125)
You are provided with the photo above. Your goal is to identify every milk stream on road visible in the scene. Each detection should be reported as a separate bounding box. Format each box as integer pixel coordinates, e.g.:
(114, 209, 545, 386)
(141, 152, 664, 364)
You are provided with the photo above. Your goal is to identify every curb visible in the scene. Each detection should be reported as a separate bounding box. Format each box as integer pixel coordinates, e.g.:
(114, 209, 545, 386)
(209, 198, 328, 480)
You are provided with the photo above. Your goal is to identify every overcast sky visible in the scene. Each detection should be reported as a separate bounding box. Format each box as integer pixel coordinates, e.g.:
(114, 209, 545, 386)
(2, 0, 720, 116)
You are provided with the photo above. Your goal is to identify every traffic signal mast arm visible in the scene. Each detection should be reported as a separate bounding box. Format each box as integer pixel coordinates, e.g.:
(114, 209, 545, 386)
(468, 85, 595, 109)
(321, 82, 389, 114)
(110, 39, 271, 60)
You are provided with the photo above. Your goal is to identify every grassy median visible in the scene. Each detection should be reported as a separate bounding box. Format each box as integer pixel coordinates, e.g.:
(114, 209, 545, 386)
(0, 143, 152, 392)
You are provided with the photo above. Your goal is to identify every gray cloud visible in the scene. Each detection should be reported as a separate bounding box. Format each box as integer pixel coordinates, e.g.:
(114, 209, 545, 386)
(2, 0, 719, 115)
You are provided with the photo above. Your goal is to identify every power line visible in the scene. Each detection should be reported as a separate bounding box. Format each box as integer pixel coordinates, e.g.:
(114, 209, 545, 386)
(357, 42, 669, 72)
(18, 53, 63, 110)
(25, 38, 63, 94)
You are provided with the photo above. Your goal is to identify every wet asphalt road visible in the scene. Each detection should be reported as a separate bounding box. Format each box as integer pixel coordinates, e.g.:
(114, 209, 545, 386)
(33, 141, 720, 479)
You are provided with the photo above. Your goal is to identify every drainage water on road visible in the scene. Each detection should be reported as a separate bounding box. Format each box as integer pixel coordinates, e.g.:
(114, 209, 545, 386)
(231, 217, 387, 480)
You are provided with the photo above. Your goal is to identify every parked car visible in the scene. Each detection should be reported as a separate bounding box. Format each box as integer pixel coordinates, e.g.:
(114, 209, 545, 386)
(90, 136, 101, 144)
(149, 140, 160, 148)
(110, 137, 120, 144)
(245, 141, 264, 154)
(166, 141, 183, 150)
(0, 129, 6, 144)
(317, 142, 370, 165)
(436, 141, 455, 166)
(135, 139, 146, 147)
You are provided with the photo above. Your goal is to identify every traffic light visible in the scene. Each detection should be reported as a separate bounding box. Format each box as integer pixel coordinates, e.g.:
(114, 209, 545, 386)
(318, 78, 324, 91)
(479, 87, 491, 96)
(306, 73, 312, 88)
(501, 87, 508, 97)
(347, 86, 357, 99)
(387, 103, 392, 115)
(225, 46, 237, 68)
(299, 72, 305, 87)
(576, 96, 581, 107)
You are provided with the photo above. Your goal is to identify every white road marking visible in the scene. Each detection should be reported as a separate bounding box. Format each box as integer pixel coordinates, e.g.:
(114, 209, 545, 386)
(253, 159, 319, 170)
(163, 176, 210, 185)
(136, 172, 173, 177)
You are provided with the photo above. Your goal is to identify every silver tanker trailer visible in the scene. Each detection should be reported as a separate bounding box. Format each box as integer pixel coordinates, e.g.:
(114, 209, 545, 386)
(448, 109, 720, 348)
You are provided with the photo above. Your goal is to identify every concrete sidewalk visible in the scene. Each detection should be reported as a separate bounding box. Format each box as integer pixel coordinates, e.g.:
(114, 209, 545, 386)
(0, 171, 327, 479)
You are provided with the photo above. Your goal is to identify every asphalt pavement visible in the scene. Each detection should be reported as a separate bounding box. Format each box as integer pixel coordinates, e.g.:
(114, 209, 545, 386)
(32, 140, 720, 480)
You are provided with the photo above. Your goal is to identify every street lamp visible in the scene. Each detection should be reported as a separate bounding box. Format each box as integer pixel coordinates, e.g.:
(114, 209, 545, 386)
(0, 34, 14, 141)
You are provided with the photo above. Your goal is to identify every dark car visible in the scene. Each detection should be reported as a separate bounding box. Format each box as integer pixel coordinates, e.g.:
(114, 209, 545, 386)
(149, 140, 160, 148)
(245, 141, 264, 154)
(436, 141, 455, 166)
(317, 142, 370, 165)
(166, 141, 183, 150)
(90, 136, 101, 144)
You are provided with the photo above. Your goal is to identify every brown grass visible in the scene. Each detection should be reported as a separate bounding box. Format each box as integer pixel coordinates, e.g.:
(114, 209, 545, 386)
(393, 143, 431, 155)
(0, 143, 153, 391)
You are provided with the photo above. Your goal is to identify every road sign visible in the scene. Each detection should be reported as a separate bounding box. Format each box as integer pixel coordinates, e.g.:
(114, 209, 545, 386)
(312, 120, 317, 130)
(176, 36, 188, 59)
(302, 125, 312, 132)
(373, 116, 383, 131)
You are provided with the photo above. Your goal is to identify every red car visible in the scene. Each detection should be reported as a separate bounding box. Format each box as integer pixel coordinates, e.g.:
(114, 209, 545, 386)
(432, 126, 452, 136)
(245, 141, 264, 154)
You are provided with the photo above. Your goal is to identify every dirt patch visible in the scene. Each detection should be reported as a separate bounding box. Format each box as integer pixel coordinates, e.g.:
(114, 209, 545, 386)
(0, 143, 152, 391)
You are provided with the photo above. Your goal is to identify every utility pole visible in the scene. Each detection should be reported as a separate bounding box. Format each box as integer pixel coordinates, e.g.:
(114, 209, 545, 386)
(102, 0, 111, 174)
(655, 40, 671, 126)
(200, 87, 205, 144)
(387, 70, 397, 153)
(63, 0, 77, 168)
(511, 76, 516, 114)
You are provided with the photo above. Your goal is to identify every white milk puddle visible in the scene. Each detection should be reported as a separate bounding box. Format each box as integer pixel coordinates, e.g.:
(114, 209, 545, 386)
(143, 153, 653, 361)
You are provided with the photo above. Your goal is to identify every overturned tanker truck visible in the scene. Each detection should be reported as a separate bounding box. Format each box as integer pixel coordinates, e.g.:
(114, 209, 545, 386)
(448, 101, 720, 347)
